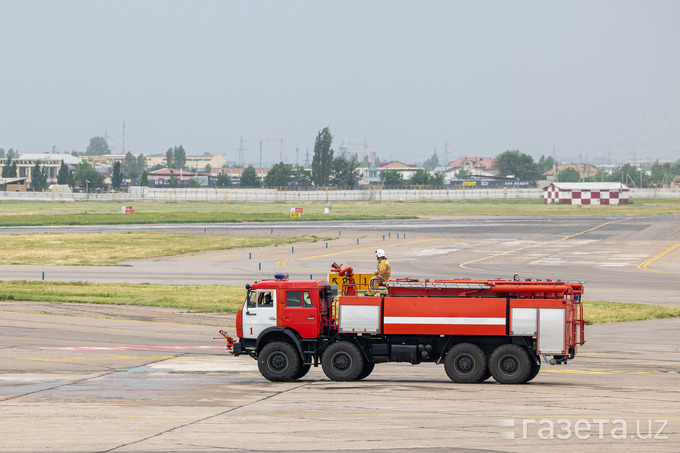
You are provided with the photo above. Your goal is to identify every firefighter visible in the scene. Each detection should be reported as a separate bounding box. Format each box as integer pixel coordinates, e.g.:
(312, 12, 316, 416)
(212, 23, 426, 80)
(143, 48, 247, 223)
(367, 249, 391, 296)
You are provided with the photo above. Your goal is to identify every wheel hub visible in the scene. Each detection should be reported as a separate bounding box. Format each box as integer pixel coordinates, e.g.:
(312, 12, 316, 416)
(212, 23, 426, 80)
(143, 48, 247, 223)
(268, 352, 289, 373)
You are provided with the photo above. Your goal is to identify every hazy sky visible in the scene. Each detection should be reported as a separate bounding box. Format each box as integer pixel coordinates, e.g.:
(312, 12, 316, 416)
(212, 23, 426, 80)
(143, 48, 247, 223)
(1, 1, 678, 166)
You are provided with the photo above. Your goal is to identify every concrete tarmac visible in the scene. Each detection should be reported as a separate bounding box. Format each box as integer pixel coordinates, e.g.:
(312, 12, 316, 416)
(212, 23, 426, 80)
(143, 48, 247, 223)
(2, 216, 679, 305)
(0, 303, 678, 452)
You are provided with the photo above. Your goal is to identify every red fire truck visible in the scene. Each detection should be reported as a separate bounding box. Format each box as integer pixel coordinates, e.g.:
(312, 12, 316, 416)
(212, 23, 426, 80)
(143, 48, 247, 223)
(232, 265, 585, 384)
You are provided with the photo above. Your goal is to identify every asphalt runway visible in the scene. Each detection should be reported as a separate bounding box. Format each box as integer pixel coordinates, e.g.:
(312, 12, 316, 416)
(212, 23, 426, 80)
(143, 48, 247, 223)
(0, 303, 678, 452)
(1, 215, 679, 305)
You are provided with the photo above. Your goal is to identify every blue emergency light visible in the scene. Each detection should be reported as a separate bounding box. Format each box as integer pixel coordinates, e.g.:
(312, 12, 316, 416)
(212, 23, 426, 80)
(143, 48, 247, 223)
(274, 273, 289, 281)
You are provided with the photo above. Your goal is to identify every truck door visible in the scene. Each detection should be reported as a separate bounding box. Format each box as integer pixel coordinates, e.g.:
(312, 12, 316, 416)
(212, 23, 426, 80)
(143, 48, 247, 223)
(242, 289, 277, 339)
(281, 290, 320, 338)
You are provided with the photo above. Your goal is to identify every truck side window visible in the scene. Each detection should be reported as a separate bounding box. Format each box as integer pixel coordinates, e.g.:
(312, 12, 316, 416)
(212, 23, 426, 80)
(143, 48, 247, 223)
(303, 292, 313, 308)
(286, 291, 302, 308)
(286, 291, 312, 308)
(246, 291, 257, 308)
(259, 292, 274, 307)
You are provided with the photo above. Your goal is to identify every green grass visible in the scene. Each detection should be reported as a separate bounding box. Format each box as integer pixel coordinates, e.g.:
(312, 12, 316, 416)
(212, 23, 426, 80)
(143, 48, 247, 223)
(0, 281, 244, 312)
(583, 300, 680, 325)
(2, 281, 679, 323)
(0, 233, 311, 266)
(1, 198, 679, 226)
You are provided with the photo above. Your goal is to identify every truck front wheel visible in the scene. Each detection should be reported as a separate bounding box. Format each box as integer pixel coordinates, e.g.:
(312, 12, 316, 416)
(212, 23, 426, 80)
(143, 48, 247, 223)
(322, 341, 365, 381)
(258, 341, 301, 382)
(489, 344, 531, 384)
(444, 343, 488, 383)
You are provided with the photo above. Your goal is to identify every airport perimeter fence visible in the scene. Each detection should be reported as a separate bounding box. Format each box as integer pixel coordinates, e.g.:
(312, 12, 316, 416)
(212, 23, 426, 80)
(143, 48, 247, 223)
(1, 186, 679, 202)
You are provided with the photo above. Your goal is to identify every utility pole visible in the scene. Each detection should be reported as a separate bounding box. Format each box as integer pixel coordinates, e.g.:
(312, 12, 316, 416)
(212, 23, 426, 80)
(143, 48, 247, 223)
(259, 139, 263, 182)
(122, 121, 125, 155)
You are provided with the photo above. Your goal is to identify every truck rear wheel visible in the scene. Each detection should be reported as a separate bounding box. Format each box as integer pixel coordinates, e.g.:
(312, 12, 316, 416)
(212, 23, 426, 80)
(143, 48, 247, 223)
(258, 341, 301, 382)
(322, 341, 364, 381)
(489, 344, 531, 384)
(444, 343, 488, 383)
(526, 358, 541, 382)
(295, 364, 311, 380)
(356, 362, 375, 380)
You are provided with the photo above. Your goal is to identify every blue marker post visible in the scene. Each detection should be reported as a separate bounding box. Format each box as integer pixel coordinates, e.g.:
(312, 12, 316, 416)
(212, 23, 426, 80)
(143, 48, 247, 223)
(249, 252, 252, 260)
(383, 235, 385, 241)
(356, 238, 359, 244)
(204, 228, 206, 233)
(397, 233, 399, 239)
(258, 263, 261, 271)
(292, 246, 294, 254)
(271, 228, 273, 234)
(339, 230, 341, 236)
(42, 272, 45, 281)
(310, 274, 313, 280)
(389, 232, 391, 238)
(326, 242, 328, 248)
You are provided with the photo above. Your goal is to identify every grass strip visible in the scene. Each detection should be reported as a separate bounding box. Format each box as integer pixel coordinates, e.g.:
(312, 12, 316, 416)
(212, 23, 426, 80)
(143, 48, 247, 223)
(0, 281, 244, 312)
(0, 233, 311, 266)
(583, 300, 680, 325)
(1, 281, 679, 324)
(1, 198, 680, 226)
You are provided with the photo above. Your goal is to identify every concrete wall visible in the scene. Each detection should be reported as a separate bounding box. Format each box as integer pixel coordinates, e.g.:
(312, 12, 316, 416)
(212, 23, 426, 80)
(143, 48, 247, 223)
(1, 187, 678, 202)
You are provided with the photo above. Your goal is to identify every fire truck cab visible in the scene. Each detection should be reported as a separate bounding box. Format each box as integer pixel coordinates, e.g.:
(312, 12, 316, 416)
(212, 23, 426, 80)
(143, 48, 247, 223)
(233, 269, 586, 385)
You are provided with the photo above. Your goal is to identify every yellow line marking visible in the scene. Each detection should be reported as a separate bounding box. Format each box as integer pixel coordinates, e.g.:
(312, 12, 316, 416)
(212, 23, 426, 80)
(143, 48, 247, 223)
(637, 242, 680, 274)
(0, 310, 208, 327)
(275, 238, 441, 272)
(460, 219, 626, 270)
(17, 356, 174, 362)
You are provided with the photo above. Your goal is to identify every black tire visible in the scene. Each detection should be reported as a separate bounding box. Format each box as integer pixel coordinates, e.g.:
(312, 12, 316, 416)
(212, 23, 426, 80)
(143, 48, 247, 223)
(295, 364, 311, 380)
(526, 357, 541, 382)
(356, 361, 375, 380)
(489, 344, 532, 384)
(444, 343, 488, 383)
(321, 341, 365, 381)
(480, 369, 492, 381)
(258, 341, 301, 382)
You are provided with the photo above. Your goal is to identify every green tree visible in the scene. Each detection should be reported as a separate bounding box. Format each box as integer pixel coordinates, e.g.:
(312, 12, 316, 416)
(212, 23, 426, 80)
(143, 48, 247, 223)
(422, 151, 439, 171)
(493, 150, 539, 181)
(381, 170, 403, 187)
(168, 171, 178, 188)
(264, 162, 294, 187)
(71, 150, 79, 158)
(431, 171, 445, 186)
(239, 165, 260, 187)
(311, 127, 334, 186)
(457, 169, 470, 179)
(123, 152, 138, 179)
(536, 155, 555, 174)
(2, 155, 18, 177)
(74, 161, 105, 191)
(165, 148, 174, 169)
(31, 160, 48, 191)
(57, 160, 73, 185)
(408, 169, 432, 186)
(292, 165, 313, 187)
(7, 148, 18, 159)
(556, 167, 580, 182)
(85, 137, 111, 156)
(215, 172, 232, 188)
(330, 156, 360, 187)
(140, 170, 148, 186)
(173, 145, 186, 169)
(111, 161, 124, 190)
(189, 178, 203, 188)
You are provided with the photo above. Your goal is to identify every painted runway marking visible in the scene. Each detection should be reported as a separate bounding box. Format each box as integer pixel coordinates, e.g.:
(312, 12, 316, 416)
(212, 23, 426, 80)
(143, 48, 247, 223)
(275, 237, 441, 271)
(638, 242, 680, 274)
(30, 345, 225, 351)
(18, 356, 174, 362)
(460, 218, 627, 271)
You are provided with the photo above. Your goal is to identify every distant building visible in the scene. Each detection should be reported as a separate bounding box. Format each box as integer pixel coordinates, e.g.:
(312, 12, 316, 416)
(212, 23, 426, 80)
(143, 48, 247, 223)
(543, 182, 629, 205)
(552, 163, 599, 180)
(445, 157, 496, 178)
(147, 168, 196, 187)
(0, 177, 28, 192)
(209, 167, 269, 186)
(0, 153, 81, 190)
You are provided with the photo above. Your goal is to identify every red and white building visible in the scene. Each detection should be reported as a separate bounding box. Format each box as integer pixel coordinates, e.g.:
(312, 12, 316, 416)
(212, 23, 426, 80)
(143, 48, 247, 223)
(543, 182, 629, 205)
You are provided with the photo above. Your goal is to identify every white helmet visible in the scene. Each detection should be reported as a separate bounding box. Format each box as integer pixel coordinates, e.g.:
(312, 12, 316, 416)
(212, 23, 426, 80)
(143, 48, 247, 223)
(375, 249, 386, 259)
